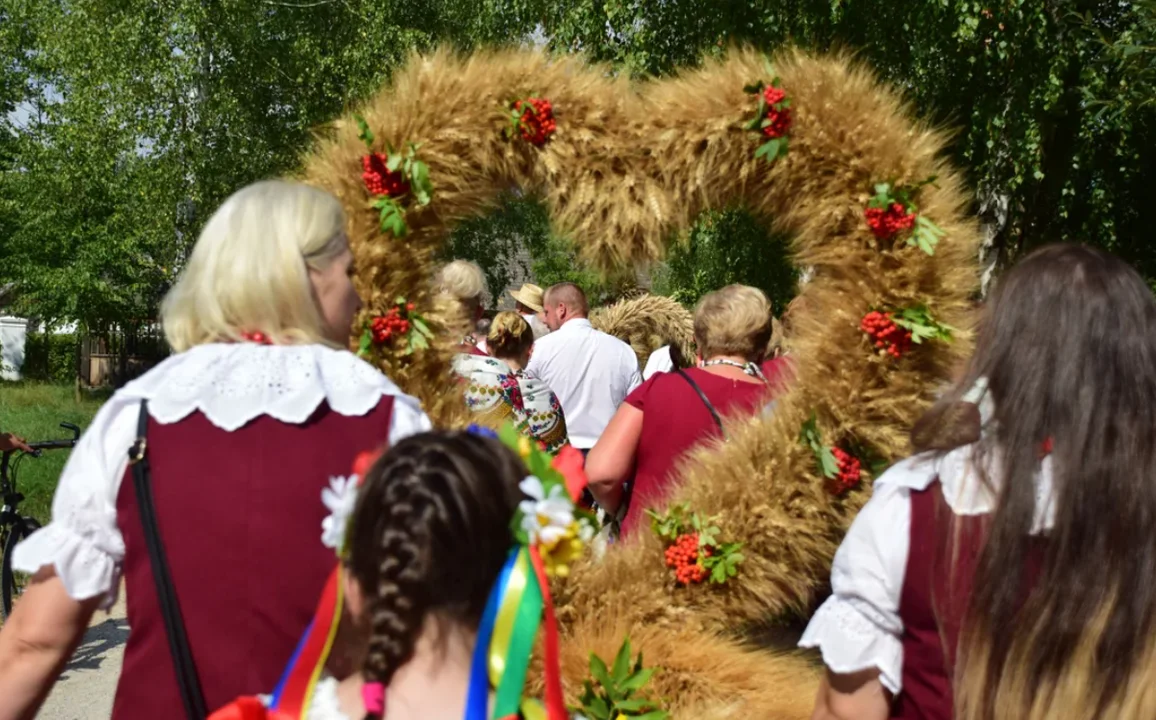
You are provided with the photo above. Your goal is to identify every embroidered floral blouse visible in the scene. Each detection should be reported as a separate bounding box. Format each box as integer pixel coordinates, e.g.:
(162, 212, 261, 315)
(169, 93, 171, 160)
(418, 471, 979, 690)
(453, 354, 569, 453)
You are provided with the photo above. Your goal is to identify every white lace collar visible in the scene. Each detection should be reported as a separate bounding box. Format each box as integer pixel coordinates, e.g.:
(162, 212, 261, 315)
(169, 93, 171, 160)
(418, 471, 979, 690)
(119, 343, 422, 432)
(878, 443, 1056, 534)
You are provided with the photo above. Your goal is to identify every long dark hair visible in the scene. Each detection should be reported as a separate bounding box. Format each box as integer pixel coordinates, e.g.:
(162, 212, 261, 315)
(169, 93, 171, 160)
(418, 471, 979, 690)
(346, 431, 527, 717)
(914, 244, 1156, 719)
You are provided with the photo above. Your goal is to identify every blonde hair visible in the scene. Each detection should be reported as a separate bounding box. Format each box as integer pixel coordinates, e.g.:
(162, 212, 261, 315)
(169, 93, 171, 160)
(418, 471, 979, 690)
(693, 285, 773, 361)
(487, 312, 534, 360)
(438, 260, 487, 316)
(161, 180, 348, 351)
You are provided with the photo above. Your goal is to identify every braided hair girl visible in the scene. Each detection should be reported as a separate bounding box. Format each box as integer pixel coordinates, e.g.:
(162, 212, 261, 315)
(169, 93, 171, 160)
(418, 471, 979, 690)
(342, 430, 528, 720)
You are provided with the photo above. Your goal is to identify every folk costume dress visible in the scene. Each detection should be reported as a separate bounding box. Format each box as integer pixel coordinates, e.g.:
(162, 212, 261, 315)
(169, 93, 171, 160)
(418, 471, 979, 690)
(798, 443, 1055, 719)
(454, 354, 569, 453)
(12, 343, 430, 720)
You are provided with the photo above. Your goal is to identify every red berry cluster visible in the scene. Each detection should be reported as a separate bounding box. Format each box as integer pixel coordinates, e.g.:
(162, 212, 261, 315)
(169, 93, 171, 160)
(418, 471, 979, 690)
(830, 447, 862, 495)
(860, 310, 912, 359)
(370, 302, 417, 344)
(761, 85, 792, 139)
(514, 98, 556, 146)
(663, 533, 712, 585)
(361, 153, 411, 197)
(864, 202, 916, 239)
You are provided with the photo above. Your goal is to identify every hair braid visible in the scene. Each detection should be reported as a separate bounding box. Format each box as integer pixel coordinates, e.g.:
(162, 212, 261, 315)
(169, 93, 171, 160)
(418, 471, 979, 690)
(359, 469, 440, 716)
(346, 431, 530, 720)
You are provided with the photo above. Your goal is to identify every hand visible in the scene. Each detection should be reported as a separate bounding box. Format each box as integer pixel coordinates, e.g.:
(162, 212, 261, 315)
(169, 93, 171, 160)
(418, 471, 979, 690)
(0, 433, 32, 454)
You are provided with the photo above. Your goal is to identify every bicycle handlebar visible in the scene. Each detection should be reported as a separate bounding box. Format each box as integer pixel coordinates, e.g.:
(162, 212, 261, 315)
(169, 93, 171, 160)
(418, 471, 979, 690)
(8, 422, 81, 459)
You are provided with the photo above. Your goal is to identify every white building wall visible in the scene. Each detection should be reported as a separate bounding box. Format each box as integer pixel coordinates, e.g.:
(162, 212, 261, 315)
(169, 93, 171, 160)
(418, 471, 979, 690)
(0, 316, 27, 381)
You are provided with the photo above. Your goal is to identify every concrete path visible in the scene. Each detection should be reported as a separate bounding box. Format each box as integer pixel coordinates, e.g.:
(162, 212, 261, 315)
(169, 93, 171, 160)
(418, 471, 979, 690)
(37, 595, 127, 719)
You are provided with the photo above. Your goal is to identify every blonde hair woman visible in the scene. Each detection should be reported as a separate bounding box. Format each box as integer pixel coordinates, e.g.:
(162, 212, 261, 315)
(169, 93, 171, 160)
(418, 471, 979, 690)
(587, 285, 774, 535)
(453, 312, 569, 452)
(0, 180, 430, 719)
(438, 259, 488, 355)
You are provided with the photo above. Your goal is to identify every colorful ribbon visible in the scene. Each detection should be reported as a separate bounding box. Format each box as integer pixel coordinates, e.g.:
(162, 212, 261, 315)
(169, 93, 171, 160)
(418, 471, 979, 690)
(463, 545, 566, 720)
(209, 566, 344, 720)
(272, 565, 345, 716)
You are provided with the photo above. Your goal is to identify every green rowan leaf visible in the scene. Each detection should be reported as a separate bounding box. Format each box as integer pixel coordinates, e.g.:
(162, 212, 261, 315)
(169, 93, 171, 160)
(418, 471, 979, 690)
(755, 138, 781, 160)
(354, 114, 374, 147)
(411, 316, 434, 338)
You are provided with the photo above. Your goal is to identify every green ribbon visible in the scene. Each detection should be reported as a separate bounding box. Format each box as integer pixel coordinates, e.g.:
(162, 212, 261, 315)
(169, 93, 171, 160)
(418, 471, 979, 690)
(489, 546, 545, 718)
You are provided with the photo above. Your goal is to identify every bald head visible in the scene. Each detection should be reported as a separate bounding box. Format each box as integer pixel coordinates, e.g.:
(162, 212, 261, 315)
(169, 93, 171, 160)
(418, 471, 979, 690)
(543, 282, 588, 330)
(545, 283, 588, 314)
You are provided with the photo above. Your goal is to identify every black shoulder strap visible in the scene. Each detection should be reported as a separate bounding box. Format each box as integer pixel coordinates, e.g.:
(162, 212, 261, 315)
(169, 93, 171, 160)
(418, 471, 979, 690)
(129, 400, 208, 720)
(675, 369, 726, 437)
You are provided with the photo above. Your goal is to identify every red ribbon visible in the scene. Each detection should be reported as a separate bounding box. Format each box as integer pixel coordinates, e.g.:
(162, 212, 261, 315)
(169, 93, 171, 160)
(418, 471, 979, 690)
(352, 448, 383, 483)
(208, 696, 291, 720)
(278, 566, 342, 717)
(551, 445, 589, 503)
(527, 546, 567, 720)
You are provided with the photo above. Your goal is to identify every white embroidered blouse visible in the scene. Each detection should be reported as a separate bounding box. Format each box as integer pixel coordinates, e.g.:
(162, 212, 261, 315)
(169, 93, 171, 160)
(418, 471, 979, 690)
(798, 443, 1056, 695)
(12, 343, 431, 609)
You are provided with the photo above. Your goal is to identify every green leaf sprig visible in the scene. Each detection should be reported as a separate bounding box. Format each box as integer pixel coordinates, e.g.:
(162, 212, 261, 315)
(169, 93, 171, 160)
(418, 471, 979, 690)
(743, 62, 792, 164)
(358, 295, 436, 359)
(866, 177, 946, 255)
(646, 504, 745, 585)
(353, 114, 434, 238)
(891, 304, 954, 344)
(576, 636, 669, 720)
(800, 414, 839, 480)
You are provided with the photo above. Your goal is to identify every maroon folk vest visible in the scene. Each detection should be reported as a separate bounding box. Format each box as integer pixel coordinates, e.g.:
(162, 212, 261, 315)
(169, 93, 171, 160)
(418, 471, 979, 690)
(111, 397, 395, 719)
(892, 480, 1044, 719)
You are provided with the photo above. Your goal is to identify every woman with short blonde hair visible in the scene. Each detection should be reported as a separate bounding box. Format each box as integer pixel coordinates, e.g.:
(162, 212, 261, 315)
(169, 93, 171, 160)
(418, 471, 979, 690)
(438, 260, 489, 355)
(162, 180, 352, 350)
(0, 179, 430, 718)
(454, 312, 569, 452)
(694, 284, 774, 364)
(587, 284, 776, 535)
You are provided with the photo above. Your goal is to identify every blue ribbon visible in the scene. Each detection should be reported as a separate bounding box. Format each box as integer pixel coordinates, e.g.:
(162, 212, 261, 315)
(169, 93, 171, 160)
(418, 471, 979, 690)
(464, 549, 517, 720)
(466, 424, 500, 440)
(269, 618, 313, 709)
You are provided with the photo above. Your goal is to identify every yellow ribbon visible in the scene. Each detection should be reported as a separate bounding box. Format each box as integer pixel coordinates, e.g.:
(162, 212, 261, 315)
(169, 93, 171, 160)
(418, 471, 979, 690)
(488, 546, 532, 686)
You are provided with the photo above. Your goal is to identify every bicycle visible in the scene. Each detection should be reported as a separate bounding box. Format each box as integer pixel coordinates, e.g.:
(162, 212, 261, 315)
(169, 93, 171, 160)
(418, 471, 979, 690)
(0, 422, 81, 619)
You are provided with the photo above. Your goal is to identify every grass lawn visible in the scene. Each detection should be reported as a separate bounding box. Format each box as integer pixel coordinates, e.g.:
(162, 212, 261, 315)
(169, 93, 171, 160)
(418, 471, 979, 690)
(0, 383, 109, 524)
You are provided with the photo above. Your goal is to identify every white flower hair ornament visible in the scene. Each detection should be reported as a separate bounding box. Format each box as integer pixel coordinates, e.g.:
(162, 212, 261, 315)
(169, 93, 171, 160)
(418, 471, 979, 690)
(320, 449, 382, 556)
(485, 424, 598, 577)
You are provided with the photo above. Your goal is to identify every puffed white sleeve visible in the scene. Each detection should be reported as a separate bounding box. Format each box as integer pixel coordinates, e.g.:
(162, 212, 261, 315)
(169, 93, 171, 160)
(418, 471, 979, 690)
(12, 397, 138, 609)
(388, 393, 432, 446)
(798, 474, 913, 695)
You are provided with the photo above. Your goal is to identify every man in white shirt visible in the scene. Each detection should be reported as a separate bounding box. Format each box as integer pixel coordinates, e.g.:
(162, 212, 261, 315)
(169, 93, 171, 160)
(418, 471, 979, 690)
(526, 283, 642, 451)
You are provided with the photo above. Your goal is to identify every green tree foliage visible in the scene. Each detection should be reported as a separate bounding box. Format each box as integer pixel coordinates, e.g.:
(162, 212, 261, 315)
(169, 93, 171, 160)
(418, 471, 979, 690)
(0, 0, 542, 327)
(652, 208, 796, 313)
(445, 192, 630, 308)
(540, 0, 1156, 280)
(4, 0, 1156, 329)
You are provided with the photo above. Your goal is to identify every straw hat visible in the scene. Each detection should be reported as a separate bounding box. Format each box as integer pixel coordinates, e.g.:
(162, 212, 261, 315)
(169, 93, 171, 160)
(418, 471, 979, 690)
(510, 283, 545, 313)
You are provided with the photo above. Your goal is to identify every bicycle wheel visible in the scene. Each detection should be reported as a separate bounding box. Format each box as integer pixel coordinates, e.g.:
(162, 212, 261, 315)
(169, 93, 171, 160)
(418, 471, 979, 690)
(2, 517, 40, 620)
